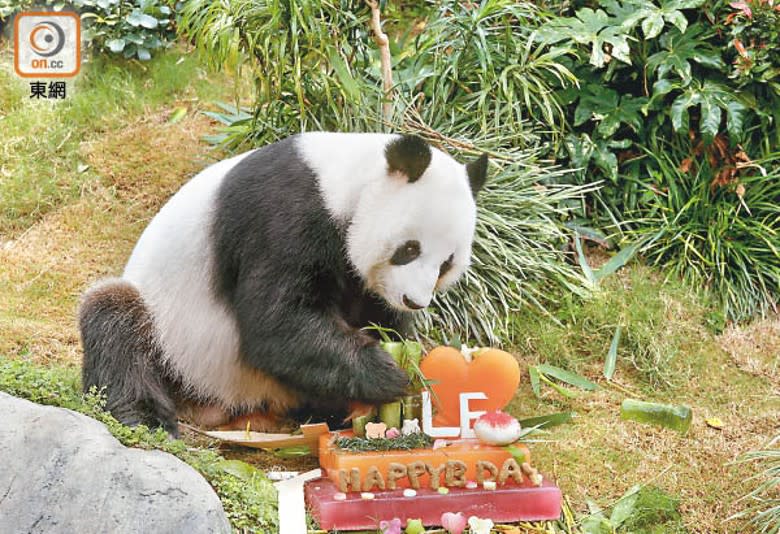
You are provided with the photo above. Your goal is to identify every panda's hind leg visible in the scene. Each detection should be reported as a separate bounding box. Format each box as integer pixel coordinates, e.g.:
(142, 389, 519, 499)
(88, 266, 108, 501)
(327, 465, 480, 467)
(79, 278, 178, 436)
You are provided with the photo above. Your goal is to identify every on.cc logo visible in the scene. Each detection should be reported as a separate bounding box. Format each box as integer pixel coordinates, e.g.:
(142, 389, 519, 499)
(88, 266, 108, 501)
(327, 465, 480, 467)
(14, 12, 80, 78)
(28, 20, 66, 57)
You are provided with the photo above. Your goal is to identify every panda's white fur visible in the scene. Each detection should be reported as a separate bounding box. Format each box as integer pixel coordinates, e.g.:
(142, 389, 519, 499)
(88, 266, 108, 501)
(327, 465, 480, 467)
(79, 132, 487, 432)
(299, 133, 477, 309)
(122, 151, 297, 412)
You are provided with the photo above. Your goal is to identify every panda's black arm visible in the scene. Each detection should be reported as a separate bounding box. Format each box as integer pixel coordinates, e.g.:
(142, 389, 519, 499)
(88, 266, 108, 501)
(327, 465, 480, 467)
(231, 278, 409, 404)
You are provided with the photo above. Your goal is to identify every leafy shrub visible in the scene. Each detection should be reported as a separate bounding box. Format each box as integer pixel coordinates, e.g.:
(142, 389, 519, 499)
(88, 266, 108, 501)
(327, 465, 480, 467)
(0, 0, 30, 20)
(0, 0, 175, 61)
(534, 0, 779, 321)
(0, 0, 55, 20)
(633, 149, 779, 322)
(179, 0, 378, 148)
(722, 0, 780, 88)
(536, 1, 755, 185)
(180, 0, 573, 149)
(74, 0, 175, 60)
(412, 140, 594, 344)
(403, 0, 576, 146)
(180, 0, 777, 330)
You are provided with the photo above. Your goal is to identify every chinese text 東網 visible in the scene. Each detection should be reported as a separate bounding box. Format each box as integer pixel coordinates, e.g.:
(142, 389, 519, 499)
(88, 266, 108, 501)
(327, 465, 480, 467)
(30, 81, 67, 99)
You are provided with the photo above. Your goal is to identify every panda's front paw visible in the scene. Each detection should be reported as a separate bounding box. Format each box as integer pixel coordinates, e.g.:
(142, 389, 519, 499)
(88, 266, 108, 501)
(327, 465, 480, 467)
(349, 345, 409, 404)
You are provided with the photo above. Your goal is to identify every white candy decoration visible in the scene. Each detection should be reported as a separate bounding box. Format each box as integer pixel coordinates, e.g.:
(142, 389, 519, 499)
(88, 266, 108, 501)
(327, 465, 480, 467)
(401, 418, 421, 435)
(473, 410, 522, 446)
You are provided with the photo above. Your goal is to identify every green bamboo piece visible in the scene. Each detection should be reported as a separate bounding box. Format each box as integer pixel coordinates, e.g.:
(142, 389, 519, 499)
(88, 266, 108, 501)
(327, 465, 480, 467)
(379, 401, 402, 430)
(402, 340, 423, 366)
(620, 399, 692, 433)
(352, 414, 373, 438)
(401, 394, 422, 421)
(380, 341, 405, 366)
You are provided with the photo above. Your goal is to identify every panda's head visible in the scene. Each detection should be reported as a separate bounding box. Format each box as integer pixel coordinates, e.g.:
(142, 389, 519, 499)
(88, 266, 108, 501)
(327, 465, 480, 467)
(347, 135, 488, 312)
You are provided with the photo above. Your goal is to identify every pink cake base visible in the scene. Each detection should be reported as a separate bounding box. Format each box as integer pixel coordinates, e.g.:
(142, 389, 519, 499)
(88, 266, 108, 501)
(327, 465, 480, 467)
(304, 477, 562, 531)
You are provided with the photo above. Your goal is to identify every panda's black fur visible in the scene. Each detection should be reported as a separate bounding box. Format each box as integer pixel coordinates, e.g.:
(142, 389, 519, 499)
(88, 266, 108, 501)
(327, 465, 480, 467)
(80, 279, 179, 434)
(80, 133, 487, 435)
(209, 137, 410, 404)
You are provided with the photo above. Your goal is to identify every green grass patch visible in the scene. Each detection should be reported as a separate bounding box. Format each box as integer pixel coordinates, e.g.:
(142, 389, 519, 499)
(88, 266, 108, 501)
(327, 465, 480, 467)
(511, 264, 708, 389)
(632, 149, 780, 324)
(581, 484, 686, 534)
(622, 485, 686, 534)
(335, 432, 433, 452)
(0, 357, 278, 532)
(0, 47, 224, 237)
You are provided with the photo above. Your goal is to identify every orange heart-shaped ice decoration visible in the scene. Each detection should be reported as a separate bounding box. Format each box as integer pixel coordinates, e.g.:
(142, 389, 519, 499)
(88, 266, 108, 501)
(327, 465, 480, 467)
(420, 346, 521, 427)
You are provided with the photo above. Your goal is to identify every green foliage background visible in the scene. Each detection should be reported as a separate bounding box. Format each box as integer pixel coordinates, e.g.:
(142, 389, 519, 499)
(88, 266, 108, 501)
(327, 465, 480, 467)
(537, 0, 779, 322)
(1, 1, 777, 529)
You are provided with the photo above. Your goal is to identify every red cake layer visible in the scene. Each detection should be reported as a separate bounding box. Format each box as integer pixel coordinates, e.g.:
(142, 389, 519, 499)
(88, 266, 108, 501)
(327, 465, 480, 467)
(304, 476, 562, 531)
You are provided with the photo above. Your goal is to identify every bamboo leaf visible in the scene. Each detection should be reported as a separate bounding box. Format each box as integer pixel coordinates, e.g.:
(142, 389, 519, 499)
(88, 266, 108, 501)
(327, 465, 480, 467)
(328, 51, 360, 99)
(167, 107, 187, 124)
(604, 326, 622, 380)
(610, 484, 641, 527)
(575, 234, 597, 286)
(270, 445, 311, 458)
(595, 238, 644, 280)
(529, 366, 542, 398)
(539, 371, 580, 398)
(220, 459, 260, 480)
(565, 223, 610, 247)
(518, 411, 575, 429)
(537, 364, 599, 390)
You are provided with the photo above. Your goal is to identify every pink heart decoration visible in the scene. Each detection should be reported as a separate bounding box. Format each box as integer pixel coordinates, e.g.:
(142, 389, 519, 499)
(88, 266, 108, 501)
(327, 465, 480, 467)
(441, 511, 467, 534)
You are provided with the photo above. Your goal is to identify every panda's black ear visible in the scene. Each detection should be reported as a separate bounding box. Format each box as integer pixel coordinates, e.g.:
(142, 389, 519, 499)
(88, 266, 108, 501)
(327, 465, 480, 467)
(466, 153, 489, 196)
(385, 134, 432, 183)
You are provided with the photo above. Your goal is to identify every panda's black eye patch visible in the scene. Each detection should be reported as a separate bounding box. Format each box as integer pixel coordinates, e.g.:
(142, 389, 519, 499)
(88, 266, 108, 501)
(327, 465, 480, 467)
(390, 240, 421, 266)
(439, 254, 455, 278)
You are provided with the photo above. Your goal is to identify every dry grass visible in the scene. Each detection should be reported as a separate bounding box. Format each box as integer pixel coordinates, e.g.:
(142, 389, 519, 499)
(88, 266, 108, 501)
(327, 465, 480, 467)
(514, 373, 778, 532)
(0, 108, 222, 362)
(720, 316, 780, 387)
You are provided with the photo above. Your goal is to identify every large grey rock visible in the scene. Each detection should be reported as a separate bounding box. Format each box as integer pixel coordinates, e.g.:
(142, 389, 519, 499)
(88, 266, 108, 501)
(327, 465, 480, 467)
(0, 392, 231, 533)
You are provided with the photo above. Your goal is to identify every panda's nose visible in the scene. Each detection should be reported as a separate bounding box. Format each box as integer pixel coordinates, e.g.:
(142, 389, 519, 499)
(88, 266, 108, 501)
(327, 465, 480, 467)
(403, 295, 425, 310)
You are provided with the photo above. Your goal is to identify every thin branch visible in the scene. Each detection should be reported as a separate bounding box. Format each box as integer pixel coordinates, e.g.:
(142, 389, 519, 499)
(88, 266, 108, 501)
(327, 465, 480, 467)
(365, 0, 393, 122)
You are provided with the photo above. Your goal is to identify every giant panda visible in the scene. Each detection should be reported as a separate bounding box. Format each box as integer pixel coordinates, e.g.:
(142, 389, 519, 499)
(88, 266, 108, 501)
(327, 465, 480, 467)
(79, 132, 488, 435)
